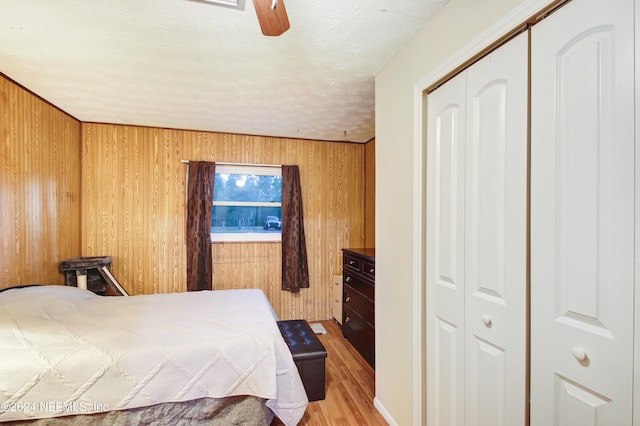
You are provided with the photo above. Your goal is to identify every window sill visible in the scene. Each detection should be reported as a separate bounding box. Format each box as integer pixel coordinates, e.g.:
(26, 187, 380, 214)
(211, 233, 282, 243)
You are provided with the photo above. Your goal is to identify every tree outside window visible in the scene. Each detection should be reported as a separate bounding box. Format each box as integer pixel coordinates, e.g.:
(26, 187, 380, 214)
(211, 165, 282, 242)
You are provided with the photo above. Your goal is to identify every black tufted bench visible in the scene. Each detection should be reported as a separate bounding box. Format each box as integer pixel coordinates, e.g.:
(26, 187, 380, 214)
(277, 320, 328, 401)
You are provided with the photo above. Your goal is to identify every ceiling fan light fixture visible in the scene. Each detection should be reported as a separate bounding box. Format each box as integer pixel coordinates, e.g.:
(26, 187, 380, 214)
(197, 0, 246, 10)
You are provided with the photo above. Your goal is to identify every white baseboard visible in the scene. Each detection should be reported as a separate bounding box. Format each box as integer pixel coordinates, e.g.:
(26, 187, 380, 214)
(374, 397, 398, 426)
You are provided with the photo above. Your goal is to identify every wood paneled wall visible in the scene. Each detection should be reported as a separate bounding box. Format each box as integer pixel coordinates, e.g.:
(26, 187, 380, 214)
(1, 71, 373, 320)
(0, 75, 82, 288)
(81, 124, 367, 320)
(365, 139, 376, 248)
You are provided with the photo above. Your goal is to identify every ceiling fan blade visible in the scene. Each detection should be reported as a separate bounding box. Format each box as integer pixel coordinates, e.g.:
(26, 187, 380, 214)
(252, 0, 290, 36)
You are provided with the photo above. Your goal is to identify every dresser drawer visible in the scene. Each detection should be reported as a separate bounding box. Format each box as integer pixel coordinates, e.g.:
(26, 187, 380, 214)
(362, 260, 375, 279)
(344, 286, 374, 325)
(343, 252, 362, 272)
(343, 305, 375, 366)
(343, 272, 374, 301)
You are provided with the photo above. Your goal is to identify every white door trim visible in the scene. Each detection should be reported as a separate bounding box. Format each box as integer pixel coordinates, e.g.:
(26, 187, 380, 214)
(635, 2, 640, 425)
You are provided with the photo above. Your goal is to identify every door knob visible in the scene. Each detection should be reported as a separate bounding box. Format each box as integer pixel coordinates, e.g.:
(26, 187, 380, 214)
(481, 315, 492, 327)
(572, 347, 588, 362)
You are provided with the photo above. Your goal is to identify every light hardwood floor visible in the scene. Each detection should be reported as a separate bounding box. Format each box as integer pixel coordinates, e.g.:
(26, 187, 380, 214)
(272, 319, 388, 426)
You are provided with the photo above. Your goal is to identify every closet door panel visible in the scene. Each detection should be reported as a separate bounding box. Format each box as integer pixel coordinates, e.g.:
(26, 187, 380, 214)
(427, 31, 528, 426)
(426, 70, 467, 426)
(464, 32, 528, 426)
(530, 0, 635, 424)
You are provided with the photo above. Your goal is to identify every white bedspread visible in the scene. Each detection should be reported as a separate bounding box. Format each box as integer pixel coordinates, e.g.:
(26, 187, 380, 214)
(0, 286, 308, 424)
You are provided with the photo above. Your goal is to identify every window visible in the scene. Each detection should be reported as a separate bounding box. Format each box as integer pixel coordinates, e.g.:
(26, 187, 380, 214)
(211, 164, 282, 242)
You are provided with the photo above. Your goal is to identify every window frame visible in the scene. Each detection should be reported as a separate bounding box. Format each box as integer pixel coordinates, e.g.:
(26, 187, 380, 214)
(211, 164, 282, 243)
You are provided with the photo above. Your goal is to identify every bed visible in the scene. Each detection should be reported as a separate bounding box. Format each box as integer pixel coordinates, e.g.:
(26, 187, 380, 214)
(0, 285, 308, 425)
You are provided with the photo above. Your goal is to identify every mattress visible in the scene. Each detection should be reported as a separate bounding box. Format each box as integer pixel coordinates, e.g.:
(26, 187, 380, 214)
(0, 286, 308, 425)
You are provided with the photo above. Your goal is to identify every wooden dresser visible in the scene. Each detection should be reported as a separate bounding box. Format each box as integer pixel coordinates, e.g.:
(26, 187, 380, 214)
(341, 248, 375, 369)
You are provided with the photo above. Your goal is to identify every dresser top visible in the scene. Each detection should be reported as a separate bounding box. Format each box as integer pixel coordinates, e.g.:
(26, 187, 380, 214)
(342, 248, 375, 261)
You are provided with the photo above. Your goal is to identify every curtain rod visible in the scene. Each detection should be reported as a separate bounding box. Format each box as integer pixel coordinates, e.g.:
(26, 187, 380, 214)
(181, 160, 281, 168)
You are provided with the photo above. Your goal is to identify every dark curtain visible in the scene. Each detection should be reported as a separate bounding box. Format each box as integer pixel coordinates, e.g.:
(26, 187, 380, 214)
(186, 161, 215, 292)
(281, 165, 310, 292)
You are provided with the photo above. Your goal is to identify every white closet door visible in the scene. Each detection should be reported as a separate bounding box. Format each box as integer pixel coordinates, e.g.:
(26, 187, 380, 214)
(530, 0, 635, 424)
(426, 32, 528, 426)
(426, 70, 467, 426)
(464, 32, 528, 426)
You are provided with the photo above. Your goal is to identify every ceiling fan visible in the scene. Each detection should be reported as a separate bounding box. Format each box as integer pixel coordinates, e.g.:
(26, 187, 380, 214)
(188, 0, 290, 36)
(252, 0, 290, 36)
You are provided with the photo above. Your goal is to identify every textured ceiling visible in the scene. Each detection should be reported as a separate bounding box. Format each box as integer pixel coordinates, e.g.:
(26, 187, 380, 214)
(0, 0, 447, 143)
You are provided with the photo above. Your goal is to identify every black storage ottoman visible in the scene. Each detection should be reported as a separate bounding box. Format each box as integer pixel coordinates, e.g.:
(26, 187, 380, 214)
(277, 320, 328, 402)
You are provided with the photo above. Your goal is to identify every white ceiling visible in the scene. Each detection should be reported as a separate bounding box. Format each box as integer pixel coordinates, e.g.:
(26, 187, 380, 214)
(0, 0, 447, 143)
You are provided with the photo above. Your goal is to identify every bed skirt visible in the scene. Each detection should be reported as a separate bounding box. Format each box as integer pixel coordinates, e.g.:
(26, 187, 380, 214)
(2, 396, 274, 426)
